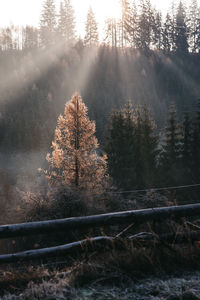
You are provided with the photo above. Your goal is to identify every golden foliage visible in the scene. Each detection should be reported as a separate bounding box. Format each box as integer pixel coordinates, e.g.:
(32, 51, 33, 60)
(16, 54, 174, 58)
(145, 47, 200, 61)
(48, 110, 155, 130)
(45, 93, 107, 193)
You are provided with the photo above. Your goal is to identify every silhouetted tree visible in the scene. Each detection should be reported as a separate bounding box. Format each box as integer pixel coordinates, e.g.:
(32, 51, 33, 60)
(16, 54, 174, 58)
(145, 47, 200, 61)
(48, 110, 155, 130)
(137, 0, 154, 50)
(152, 10, 163, 50)
(188, 0, 199, 52)
(138, 105, 159, 187)
(58, 0, 76, 45)
(106, 102, 158, 190)
(106, 102, 136, 190)
(191, 100, 200, 181)
(104, 18, 119, 47)
(182, 111, 192, 164)
(175, 1, 189, 54)
(39, 0, 57, 47)
(84, 7, 99, 47)
(163, 13, 173, 53)
(124, 0, 138, 48)
(161, 103, 181, 185)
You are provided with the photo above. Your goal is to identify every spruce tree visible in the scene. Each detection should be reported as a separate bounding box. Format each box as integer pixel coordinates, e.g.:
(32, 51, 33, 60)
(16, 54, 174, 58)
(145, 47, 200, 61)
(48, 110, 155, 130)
(84, 7, 99, 47)
(188, 0, 199, 52)
(162, 13, 173, 53)
(139, 105, 159, 187)
(58, 0, 76, 45)
(182, 111, 192, 166)
(175, 1, 189, 54)
(137, 0, 154, 50)
(39, 0, 57, 47)
(124, 0, 138, 48)
(22, 26, 39, 50)
(161, 103, 181, 185)
(45, 93, 107, 192)
(106, 102, 158, 190)
(191, 100, 200, 181)
(106, 103, 136, 190)
(152, 10, 163, 50)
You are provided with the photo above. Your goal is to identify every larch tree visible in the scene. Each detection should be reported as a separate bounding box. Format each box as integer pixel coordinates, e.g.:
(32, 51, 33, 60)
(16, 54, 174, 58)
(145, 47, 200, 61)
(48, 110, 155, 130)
(84, 7, 99, 47)
(45, 93, 107, 193)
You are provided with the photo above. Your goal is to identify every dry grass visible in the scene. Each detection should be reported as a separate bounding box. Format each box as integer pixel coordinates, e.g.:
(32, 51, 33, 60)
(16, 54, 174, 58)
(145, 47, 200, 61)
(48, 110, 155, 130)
(2, 262, 200, 299)
(1, 189, 200, 298)
(1, 240, 200, 299)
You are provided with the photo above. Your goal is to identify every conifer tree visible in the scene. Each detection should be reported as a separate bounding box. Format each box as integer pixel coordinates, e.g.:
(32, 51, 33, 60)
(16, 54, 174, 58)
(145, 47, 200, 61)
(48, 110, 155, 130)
(162, 13, 173, 53)
(182, 111, 192, 166)
(124, 0, 138, 48)
(137, 0, 154, 50)
(167, 0, 178, 52)
(84, 7, 99, 47)
(120, 0, 131, 48)
(161, 103, 181, 185)
(152, 10, 163, 50)
(106, 102, 158, 190)
(188, 0, 199, 52)
(45, 93, 107, 192)
(175, 1, 189, 54)
(39, 0, 57, 47)
(191, 100, 200, 181)
(139, 105, 159, 187)
(22, 26, 39, 49)
(58, 0, 76, 45)
(106, 103, 136, 190)
(104, 18, 119, 47)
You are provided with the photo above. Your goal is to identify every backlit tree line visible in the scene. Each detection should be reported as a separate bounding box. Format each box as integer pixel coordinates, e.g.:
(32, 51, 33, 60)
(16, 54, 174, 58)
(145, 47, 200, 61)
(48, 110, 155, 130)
(0, 0, 200, 53)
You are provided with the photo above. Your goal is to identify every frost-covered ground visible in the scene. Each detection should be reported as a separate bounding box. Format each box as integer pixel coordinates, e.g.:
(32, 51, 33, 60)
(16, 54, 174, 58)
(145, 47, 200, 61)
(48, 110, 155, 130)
(2, 269, 200, 300)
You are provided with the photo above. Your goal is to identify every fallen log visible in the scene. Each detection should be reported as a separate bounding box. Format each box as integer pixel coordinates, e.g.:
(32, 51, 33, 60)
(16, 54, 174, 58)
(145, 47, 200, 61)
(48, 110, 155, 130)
(0, 236, 114, 264)
(1, 230, 200, 264)
(0, 231, 200, 264)
(0, 203, 200, 239)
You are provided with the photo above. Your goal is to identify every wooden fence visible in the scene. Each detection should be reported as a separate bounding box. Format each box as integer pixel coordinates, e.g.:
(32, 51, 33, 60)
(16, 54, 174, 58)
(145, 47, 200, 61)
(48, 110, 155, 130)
(0, 203, 200, 264)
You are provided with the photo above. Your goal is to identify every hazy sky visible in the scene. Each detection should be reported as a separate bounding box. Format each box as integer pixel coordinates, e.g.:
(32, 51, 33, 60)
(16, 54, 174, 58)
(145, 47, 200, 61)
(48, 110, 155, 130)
(0, 0, 192, 37)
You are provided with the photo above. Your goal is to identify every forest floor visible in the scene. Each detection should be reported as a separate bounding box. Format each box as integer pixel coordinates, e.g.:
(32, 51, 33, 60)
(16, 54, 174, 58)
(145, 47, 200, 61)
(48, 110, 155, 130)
(1, 263, 200, 299)
(1, 243, 200, 300)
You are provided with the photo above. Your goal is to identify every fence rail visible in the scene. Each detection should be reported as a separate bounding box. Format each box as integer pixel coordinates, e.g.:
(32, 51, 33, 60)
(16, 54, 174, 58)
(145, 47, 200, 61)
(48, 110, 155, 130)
(1, 203, 200, 239)
(1, 203, 200, 264)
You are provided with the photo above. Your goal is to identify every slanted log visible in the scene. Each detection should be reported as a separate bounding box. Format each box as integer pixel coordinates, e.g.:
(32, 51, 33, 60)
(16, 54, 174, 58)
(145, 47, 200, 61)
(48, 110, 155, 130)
(1, 230, 200, 264)
(0, 236, 114, 264)
(0, 203, 200, 239)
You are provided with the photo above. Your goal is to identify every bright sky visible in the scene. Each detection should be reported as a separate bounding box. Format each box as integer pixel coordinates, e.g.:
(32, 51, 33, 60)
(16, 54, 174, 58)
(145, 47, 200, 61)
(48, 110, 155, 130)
(0, 0, 192, 37)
